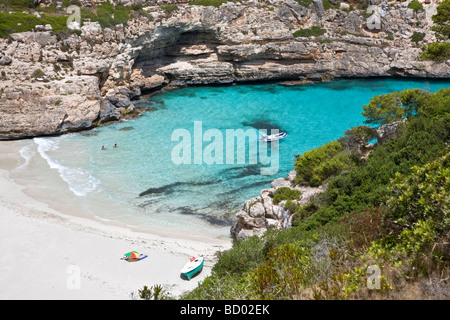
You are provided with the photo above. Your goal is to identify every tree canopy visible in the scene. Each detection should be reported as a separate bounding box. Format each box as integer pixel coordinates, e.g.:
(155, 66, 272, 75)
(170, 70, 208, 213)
(362, 89, 428, 126)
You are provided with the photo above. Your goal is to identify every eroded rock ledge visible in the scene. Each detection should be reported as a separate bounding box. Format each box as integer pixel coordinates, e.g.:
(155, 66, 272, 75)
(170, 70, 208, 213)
(230, 171, 325, 240)
(1, 0, 449, 139)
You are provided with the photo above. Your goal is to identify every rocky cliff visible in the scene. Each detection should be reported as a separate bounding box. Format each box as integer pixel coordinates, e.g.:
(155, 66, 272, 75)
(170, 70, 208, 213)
(1, 0, 449, 139)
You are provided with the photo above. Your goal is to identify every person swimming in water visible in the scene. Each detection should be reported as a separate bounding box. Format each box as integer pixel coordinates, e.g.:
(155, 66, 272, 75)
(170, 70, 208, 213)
(101, 146, 106, 150)
(113, 144, 118, 148)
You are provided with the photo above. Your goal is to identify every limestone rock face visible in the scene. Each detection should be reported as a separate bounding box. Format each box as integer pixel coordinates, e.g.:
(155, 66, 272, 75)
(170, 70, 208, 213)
(1, 1, 450, 139)
(376, 119, 407, 143)
(0, 76, 101, 139)
(230, 171, 324, 241)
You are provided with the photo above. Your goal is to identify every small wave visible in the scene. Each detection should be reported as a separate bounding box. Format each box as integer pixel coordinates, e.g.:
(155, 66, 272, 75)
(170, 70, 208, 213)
(94, 215, 111, 222)
(14, 145, 36, 171)
(34, 137, 100, 197)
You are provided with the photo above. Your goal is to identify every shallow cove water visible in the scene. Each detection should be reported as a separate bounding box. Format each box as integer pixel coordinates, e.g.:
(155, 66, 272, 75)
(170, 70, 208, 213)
(8, 78, 450, 240)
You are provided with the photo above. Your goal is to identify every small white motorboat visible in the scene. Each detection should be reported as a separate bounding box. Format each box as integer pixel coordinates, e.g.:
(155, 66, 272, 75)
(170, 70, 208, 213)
(181, 255, 204, 280)
(259, 132, 287, 142)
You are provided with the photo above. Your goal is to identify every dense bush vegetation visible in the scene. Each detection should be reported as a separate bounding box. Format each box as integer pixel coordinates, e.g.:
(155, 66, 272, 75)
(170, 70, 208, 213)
(420, 42, 450, 61)
(183, 87, 450, 300)
(293, 140, 357, 187)
(80, 2, 131, 28)
(0, 12, 68, 38)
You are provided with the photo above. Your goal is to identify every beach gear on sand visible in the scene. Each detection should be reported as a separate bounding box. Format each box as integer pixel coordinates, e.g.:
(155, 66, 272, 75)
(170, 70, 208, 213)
(122, 251, 148, 262)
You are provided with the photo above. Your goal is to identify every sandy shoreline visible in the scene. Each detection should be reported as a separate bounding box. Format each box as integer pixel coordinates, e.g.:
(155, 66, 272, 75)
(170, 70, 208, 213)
(0, 141, 232, 300)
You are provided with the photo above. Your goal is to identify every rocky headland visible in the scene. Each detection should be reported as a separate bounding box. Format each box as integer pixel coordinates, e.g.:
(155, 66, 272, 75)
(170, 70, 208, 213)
(0, 0, 449, 140)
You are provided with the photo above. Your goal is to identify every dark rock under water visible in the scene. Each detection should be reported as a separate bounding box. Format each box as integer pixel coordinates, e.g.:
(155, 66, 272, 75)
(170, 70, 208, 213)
(139, 179, 222, 197)
(242, 118, 286, 134)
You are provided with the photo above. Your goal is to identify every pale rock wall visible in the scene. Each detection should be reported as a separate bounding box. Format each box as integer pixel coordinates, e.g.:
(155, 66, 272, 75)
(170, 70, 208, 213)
(1, 1, 449, 140)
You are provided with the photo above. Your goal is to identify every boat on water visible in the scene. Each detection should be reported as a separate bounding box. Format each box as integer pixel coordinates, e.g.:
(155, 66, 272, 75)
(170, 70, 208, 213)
(259, 132, 287, 142)
(181, 255, 204, 280)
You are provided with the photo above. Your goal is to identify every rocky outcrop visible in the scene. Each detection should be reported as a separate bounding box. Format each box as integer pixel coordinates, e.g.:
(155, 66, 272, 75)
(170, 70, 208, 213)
(230, 171, 324, 241)
(1, 1, 449, 139)
(376, 118, 407, 143)
(0, 76, 101, 139)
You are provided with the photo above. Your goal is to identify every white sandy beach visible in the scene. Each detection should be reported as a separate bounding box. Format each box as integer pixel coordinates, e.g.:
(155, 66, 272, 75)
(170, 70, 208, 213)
(0, 141, 231, 300)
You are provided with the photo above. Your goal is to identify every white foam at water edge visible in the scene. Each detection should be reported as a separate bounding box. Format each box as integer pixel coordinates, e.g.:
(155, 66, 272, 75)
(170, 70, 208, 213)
(14, 145, 36, 172)
(33, 137, 100, 197)
(93, 215, 111, 222)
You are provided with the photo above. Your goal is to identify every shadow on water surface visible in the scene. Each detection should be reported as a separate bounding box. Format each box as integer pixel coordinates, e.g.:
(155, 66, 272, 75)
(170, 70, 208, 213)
(242, 118, 286, 133)
(139, 179, 222, 197)
(174, 206, 234, 226)
(219, 164, 263, 180)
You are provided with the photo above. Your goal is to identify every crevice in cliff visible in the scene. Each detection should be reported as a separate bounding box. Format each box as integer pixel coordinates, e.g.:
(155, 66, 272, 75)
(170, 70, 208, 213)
(134, 29, 223, 78)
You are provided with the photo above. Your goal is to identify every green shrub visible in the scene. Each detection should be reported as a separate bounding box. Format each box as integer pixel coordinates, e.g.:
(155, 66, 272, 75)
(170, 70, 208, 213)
(183, 270, 251, 299)
(339, 125, 379, 152)
(294, 140, 355, 187)
(137, 284, 172, 300)
(420, 42, 450, 61)
(0, 0, 35, 11)
(386, 150, 449, 230)
(291, 202, 319, 226)
(293, 26, 326, 37)
(212, 235, 265, 277)
(31, 69, 45, 79)
(367, 150, 450, 276)
(249, 243, 313, 299)
(160, 5, 178, 13)
(322, 0, 337, 10)
(94, 2, 130, 28)
(273, 187, 302, 204)
(407, 0, 424, 12)
(188, 0, 227, 8)
(283, 200, 302, 215)
(411, 31, 425, 44)
(0, 12, 69, 38)
(294, 0, 312, 7)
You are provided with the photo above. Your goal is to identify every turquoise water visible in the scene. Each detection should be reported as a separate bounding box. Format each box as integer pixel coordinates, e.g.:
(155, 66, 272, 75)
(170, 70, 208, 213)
(16, 78, 450, 239)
